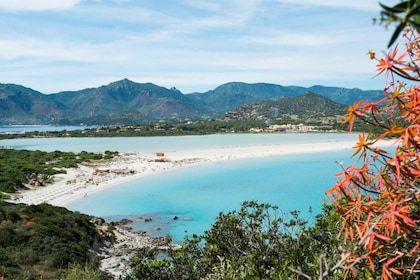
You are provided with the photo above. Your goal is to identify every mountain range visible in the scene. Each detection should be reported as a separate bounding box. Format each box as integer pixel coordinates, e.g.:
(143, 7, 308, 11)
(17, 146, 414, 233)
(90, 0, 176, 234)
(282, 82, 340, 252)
(0, 78, 383, 125)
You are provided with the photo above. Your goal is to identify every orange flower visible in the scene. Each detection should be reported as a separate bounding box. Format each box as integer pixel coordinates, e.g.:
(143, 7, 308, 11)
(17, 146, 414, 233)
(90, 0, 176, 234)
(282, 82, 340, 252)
(376, 46, 407, 81)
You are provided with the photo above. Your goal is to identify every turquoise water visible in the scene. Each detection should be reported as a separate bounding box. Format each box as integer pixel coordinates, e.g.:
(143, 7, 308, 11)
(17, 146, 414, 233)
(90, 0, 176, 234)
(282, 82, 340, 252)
(67, 150, 352, 243)
(1, 133, 359, 243)
(0, 133, 358, 152)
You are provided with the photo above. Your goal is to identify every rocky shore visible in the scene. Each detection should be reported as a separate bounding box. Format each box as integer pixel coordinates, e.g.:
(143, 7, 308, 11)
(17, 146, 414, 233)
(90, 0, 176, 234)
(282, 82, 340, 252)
(94, 217, 180, 279)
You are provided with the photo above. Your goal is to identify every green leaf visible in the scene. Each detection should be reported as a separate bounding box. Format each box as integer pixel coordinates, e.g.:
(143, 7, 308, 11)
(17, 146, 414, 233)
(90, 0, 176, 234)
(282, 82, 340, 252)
(405, 4, 420, 20)
(388, 22, 406, 47)
(379, 1, 408, 13)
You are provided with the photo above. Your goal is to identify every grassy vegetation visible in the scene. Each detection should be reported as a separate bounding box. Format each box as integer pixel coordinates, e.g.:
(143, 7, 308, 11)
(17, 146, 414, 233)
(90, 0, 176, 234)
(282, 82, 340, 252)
(0, 149, 118, 194)
(0, 149, 113, 279)
(0, 201, 102, 279)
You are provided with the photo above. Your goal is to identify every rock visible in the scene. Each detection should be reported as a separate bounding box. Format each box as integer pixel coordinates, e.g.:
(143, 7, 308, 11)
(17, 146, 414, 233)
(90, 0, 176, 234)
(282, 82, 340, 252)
(172, 215, 179, 220)
(91, 217, 106, 225)
(119, 218, 133, 225)
(144, 218, 152, 222)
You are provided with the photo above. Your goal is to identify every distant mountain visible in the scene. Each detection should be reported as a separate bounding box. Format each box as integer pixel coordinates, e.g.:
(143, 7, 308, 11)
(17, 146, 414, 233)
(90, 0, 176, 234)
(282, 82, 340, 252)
(188, 82, 383, 115)
(0, 83, 66, 124)
(187, 82, 305, 115)
(0, 79, 383, 125)
(224, 91, 348, 121)
(307, 85, 384, 105)
(50, 79, 212, 119)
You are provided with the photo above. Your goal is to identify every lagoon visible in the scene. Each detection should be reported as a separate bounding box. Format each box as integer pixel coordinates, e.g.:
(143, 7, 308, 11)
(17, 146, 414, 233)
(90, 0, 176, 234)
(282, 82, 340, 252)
(0, 132, 358, 153)
(1, 133, 359, 242)
(67, 150, 351, 243)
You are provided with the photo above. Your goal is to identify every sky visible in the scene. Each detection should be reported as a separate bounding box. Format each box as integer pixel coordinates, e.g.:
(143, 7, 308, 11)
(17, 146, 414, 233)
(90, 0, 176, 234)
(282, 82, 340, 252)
(0, 0, 397, 94)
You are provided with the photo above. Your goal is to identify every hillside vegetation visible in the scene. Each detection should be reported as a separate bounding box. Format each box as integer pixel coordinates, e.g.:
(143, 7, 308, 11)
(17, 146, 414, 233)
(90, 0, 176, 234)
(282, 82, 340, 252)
(0, 79, 382, 125)
(224, 91, 347, 121)
(0, 149, 118, 195)
(0, 201, 101, 279)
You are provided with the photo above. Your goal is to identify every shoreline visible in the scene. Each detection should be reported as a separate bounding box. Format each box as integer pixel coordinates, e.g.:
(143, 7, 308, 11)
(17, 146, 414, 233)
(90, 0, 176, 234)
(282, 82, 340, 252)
(9, 139, 382, 208)
(7, 139, 396, 279)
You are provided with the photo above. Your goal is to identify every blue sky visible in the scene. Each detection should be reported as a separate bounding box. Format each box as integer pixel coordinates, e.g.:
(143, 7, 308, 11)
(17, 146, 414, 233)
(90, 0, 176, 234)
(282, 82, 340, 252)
(0, 0, 396, 94)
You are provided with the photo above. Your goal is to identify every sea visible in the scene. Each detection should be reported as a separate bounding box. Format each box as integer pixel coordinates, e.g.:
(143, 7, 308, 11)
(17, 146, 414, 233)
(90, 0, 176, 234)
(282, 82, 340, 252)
(0, 130, 359, 243)
(0, 125, 94, 134)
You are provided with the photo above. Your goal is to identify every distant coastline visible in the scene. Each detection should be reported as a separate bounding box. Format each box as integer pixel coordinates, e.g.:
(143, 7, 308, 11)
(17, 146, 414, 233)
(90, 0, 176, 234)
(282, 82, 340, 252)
(0, 124, 94, 134)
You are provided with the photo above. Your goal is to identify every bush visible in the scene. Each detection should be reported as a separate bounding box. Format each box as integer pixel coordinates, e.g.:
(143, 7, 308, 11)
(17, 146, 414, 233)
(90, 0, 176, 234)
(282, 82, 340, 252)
(127, 201, 343, 280)
(0, 149, 117, 193)
(0, 202, 100, 279)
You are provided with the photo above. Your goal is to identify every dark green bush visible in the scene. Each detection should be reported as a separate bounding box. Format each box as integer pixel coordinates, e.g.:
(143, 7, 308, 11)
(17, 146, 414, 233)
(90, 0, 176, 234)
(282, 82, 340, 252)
(0, 202, 101, 279)
(127, 201, 343, 280)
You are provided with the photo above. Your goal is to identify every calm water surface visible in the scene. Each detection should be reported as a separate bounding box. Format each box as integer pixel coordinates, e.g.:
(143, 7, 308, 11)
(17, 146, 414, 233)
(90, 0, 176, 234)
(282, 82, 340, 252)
(0, 125, 93, 134)
(1, 133, 359, 242)
(67, 151, 352, 242)
(0, 133, 357, 152)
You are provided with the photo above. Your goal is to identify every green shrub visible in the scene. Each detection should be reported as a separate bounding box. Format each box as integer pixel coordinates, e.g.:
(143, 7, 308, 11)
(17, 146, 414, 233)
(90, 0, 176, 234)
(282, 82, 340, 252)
(61, 264, 103, 280)
(127, 201, 343, 280)
(0, 149, 117, 193)
(0, 202, 100, 279)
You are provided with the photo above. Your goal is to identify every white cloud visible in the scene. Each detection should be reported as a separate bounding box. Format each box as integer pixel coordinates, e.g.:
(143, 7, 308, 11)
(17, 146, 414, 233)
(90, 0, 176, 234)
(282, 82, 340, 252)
(180, 0, 223, 13)
(0, 37, 133, 63)
(0, 0, 392, 93)
(145, 0, 261, 40)
(0, 0, 81, 12)
(273, 0, 393, 12)
(240, 32, 346, 48)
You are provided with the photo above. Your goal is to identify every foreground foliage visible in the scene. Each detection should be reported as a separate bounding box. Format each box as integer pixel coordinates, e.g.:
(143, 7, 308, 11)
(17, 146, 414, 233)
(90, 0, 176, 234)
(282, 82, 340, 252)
(325, 4, 420, 278)
(0, 201, 102, 279)
(127, 201, 344, 280)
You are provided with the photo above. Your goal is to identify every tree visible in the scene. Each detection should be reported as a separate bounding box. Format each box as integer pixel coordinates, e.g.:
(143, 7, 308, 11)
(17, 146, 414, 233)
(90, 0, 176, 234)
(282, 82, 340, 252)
(326, 2, 420, 278)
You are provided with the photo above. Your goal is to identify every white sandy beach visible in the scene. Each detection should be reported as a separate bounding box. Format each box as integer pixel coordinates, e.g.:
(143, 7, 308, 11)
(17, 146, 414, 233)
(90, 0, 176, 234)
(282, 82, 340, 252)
(9, 139, 378, 207)
(7, 138, 397, 279)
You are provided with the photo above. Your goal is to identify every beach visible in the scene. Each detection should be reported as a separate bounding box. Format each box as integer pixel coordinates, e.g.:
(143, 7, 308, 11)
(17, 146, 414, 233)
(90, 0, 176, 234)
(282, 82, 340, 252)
(10, 139, 366, 207)
(7, 138, 396, 279)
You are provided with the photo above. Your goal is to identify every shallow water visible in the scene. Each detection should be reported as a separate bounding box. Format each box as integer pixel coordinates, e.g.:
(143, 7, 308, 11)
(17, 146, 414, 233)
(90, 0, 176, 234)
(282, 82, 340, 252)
(0, 132, 358, 153)
(2, 132, 359, 243)
(67, 150, 352, 243)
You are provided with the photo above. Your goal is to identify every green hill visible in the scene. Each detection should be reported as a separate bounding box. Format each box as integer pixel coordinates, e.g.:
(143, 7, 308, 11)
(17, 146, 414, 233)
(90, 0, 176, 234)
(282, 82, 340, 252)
(224, 91, 347, 122)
